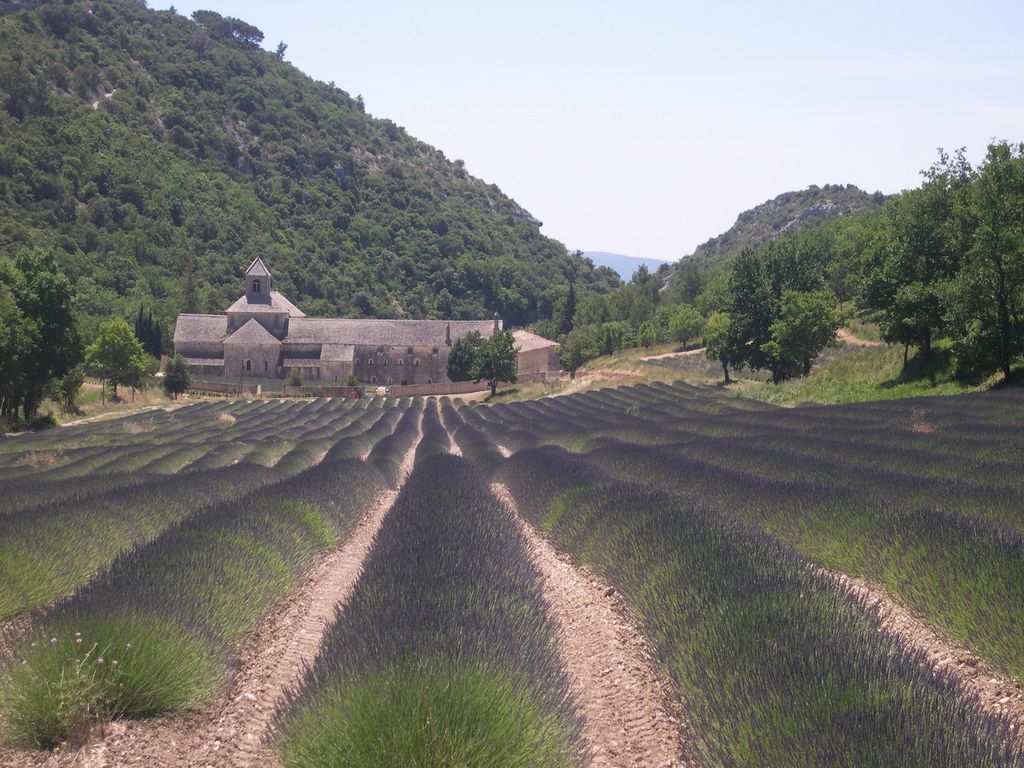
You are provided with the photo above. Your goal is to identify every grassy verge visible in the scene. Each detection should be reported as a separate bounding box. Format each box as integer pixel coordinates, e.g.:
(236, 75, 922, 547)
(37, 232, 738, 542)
(740, 341, 986, 405)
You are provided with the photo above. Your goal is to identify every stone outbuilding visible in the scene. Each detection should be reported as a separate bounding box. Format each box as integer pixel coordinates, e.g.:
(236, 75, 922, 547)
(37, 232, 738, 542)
(172, 258, 561, 386)
(512, 330, 560, 382)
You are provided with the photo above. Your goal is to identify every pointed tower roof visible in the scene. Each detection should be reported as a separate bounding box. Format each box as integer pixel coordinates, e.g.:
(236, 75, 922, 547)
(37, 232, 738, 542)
(245, 257, 271, 277)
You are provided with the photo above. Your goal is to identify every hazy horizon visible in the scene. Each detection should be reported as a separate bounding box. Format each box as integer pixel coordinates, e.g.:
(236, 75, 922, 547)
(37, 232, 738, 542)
(151, 1, 1024, 262)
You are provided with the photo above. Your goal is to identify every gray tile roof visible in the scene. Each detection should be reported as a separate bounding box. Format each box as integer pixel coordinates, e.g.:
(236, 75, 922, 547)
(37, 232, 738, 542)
(224, 318, 282, 345)
(173, 314, 227, 344)
(285, 318, 499, 346)
(182, 357, 224, 367)
(320, 344, 355, 361)
(225, 291, 306, 316)
(513, 329, 558, 351)
(245, 257, 271, 277)
(284, 358, 321, 367)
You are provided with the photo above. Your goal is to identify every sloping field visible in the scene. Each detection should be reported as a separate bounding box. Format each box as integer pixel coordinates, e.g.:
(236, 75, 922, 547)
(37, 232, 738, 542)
(0, 387, 1022, 766)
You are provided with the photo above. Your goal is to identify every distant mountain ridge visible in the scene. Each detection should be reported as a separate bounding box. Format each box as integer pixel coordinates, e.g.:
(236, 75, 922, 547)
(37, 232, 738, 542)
(582, 252, 671, 281)
(682, 184, 886, 269)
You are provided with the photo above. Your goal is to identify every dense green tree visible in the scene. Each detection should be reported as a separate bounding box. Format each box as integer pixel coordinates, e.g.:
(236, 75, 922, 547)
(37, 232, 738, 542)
(446, 330, 482, 382)
(703, 312, 735, 383)
(559, 325, 602, 379)
(557, 280, 577, 336)
(668, 305, 704, 348)
(0, 251, 81, 420)
(865, 150, 972, 359)
(86, 318, 147, 400)
(637, 320, 656, 348)
(529, 319, 559, 342)
(947, 142, 1024, 380)
(0, 284, 26, 420)
(764, 290, 842, 380)
(471, 330, 517, 397)
(162, 354, 191, 399)
(50, 365, 85, 413)
(726, 248, 777, 372)
(598, 321, 632, 356)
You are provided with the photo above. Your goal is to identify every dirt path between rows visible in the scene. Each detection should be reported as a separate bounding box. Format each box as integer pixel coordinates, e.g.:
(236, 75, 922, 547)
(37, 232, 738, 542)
(6, 431, 422, 768)
(831, 570, 1024, 734)
(492, 483, 700, 767)
(835, 327, 883, 348)
(640, 347, 706, 362)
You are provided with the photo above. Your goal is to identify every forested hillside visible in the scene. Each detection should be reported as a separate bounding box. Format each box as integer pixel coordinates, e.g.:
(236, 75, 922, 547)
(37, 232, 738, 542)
(554, 146, 1023, 389)
(679, 184, 886, 269)
(0, 0, 618, 340)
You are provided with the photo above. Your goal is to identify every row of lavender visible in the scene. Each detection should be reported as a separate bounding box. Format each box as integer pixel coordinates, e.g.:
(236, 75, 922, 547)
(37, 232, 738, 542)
(473, 383, 1024, 681)
(0, 399, 423, 749)
(467, 383, 1024, 765)
(274, 450, 581, 767)
(0, 398, 396, 621)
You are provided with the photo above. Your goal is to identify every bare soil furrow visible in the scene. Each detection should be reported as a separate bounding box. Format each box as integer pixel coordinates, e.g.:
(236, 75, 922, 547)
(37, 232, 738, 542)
(492, 482, 701, 768)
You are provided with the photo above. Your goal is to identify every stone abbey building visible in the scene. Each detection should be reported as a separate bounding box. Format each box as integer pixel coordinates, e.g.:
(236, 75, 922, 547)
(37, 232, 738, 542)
(172, 258, 559, 386)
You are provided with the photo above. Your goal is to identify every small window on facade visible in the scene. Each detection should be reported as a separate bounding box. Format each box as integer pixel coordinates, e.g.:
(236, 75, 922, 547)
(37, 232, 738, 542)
(355, 358, 360, 366)
(414, 359, 420, 366)
(432, 348, 438, 355)
(368, 358, 374, 365)
(245, 360, 252, 372)
(371, 376, 377, 384)
(383, 359, 388, 366)
(263, 360, 268, 371)
(253, 279, 261, 293)
(407, 347, 413, 355)
(398, 358, 403, 365)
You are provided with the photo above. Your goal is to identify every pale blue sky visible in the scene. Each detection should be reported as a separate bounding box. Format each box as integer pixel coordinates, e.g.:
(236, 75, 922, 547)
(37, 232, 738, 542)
(151, 1, 1024, 262)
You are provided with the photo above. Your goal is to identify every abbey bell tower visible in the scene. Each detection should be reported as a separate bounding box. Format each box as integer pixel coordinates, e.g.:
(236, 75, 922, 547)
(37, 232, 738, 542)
(245, 257, 272, 304)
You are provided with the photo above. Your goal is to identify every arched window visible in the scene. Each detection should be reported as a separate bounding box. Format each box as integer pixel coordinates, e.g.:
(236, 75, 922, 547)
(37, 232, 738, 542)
(413, 359, 420, 366)
(263, 360, 268, 371)
(253, 279, 261, 293)
(370, 376, 377, 384)
(245, 360, 252, 372)
(398, 358, 403, 366)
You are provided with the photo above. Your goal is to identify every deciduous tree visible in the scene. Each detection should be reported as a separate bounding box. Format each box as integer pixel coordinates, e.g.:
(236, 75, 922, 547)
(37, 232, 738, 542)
(948, 141, 1024, 380)
(162, 355, 191, 399)
(471, 330, 518, 397)
(668, 305, 704, 348)
(764, 290, 841, 380)
(446, 331, 481, 382)
(86, 318, 148, 400)
(703, 312, 735, 383)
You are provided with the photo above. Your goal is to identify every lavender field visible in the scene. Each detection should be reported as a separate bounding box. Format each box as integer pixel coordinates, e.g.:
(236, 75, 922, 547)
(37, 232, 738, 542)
(0, 385, 1021, 767)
